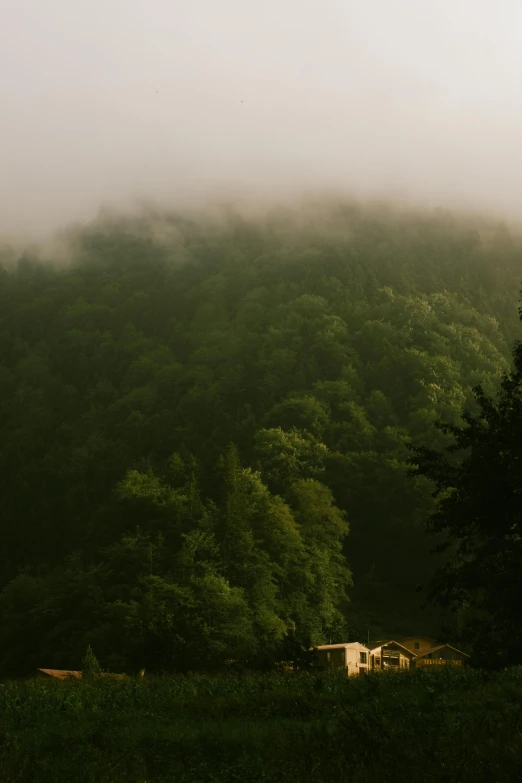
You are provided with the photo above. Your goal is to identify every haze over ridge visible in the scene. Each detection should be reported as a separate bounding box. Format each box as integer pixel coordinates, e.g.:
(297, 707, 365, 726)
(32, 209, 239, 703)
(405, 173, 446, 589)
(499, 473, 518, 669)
(2, 0, 522, 237)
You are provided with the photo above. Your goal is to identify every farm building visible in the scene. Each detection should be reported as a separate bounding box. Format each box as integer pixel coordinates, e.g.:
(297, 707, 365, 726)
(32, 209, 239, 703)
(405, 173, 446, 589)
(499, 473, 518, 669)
(37, 669, 81, 680)
(37, 668, 128, 680)
(313, 642, 371, 676)
(411, 644, 470, 667)
(369, 641, 415, 671)
(398, 637, 470, 667)
(399, 636, 441, 656)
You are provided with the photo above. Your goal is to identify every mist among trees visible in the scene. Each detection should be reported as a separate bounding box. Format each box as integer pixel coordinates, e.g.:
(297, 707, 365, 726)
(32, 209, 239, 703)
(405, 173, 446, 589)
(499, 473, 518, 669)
(1, 199, 521, 675)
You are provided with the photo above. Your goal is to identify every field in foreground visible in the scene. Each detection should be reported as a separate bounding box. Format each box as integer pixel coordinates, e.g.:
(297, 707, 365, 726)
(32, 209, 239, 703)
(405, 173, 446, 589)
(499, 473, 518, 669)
(1, 667, 521, 782)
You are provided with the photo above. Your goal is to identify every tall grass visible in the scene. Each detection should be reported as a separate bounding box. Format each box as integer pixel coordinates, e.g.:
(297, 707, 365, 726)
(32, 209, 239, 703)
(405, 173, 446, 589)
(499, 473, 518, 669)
(1, 667, 521, 782)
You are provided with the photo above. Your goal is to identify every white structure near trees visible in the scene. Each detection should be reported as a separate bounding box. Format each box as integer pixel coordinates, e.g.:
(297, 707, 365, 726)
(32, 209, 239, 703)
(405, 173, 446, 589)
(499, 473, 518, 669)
(313, 642, 371, 676)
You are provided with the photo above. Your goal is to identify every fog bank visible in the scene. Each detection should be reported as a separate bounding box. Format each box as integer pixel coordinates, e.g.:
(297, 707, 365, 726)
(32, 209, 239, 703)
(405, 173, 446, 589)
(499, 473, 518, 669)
(2, 0, 522, 237)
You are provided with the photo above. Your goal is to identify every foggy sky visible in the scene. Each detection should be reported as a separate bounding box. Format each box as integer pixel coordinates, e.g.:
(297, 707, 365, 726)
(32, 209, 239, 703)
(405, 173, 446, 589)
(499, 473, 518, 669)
(2, 0, 522, 236)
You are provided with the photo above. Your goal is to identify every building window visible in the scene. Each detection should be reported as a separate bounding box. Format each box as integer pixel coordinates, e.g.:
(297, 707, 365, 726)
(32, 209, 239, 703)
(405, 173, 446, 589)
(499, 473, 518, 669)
(414, 642, 420, 650)
(326, 651, 331, 663)
(360, 652, 367, 664)
(375, 657, 380, 667)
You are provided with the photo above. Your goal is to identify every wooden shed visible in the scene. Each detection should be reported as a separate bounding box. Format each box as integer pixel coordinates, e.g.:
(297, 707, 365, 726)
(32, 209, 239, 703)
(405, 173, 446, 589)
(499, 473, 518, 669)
(37, 668, 129, 681)
(37, 668, 81, 681)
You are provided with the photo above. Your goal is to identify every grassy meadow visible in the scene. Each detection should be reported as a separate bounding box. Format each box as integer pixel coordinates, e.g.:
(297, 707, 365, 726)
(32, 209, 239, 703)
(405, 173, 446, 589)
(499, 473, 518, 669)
(1, 666, 522, 782)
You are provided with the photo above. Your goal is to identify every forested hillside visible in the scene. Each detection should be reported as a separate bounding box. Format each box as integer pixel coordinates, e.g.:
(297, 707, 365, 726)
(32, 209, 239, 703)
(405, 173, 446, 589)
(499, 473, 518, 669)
(1, 199, 521, 675)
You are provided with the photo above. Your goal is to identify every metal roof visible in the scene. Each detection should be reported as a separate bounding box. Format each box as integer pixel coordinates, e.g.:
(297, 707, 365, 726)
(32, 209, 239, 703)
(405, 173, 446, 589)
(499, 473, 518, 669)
(37, 669, 129, 680)
(38, 668, 81, 680)
(314, 642, 370, 651)
(370, 640, 416, 658)
(415, 643, 470, 659)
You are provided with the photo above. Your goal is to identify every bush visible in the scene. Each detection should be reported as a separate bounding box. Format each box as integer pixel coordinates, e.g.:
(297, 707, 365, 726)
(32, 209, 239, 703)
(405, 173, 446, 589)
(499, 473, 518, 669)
(82, 646, 102, 681)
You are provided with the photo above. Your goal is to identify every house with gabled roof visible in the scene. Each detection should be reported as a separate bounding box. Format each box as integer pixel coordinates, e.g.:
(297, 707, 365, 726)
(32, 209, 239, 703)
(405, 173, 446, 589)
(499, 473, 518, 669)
(312, 634, 470, 676)
(369, 641, 416, 671)
(411, 644, 470, 667)
(398, 637, 470, 667)
(399, 636, 440, 656)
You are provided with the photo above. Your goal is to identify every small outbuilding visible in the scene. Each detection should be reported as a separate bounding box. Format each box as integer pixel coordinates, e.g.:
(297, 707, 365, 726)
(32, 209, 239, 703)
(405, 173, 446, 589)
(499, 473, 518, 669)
(313, 642, 371, 676)
(37, 668, 129, 681)
(37, 668, 81, 681)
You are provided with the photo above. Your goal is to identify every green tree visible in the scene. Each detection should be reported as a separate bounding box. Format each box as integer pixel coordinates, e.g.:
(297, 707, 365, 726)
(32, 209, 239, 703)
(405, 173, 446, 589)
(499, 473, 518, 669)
(82, 645, 102, 680)
(412, 338, 522, 666)
(253, 427, 329, 496)
(0, 197, 519, 662)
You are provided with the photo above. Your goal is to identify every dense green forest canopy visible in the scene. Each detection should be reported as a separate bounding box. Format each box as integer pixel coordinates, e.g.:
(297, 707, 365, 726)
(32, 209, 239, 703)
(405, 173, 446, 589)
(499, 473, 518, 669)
(0, 198, 521, 674)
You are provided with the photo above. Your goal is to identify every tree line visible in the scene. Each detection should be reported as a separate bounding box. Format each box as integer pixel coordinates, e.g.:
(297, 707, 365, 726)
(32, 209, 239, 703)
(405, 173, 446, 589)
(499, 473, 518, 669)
(0, 199, 521, 674)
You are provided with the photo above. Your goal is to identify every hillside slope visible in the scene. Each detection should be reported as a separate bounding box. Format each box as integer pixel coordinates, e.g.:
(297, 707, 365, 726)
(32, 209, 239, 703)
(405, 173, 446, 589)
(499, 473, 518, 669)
(0, 200, 520, 672)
